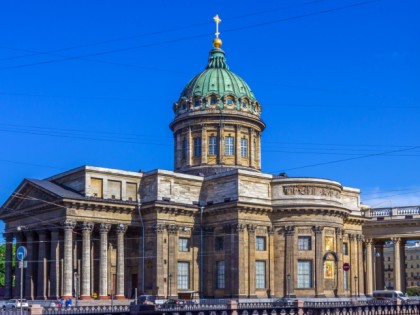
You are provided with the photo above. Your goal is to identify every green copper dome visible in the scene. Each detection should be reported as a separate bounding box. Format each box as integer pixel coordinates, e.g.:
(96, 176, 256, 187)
(173, 47, 262, 117)
(180, 48, 255, 100)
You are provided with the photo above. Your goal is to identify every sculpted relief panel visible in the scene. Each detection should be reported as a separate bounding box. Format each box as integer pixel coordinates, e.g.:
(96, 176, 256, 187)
(282, 185, 341, 199)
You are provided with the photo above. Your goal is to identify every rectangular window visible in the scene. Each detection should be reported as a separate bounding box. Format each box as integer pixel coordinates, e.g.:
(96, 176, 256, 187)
(298, 236, 312, 251)
(178, 238, 189, 252)
(240, 138, 248, 158)
(215, 236, 224, 251)
(216, 261, 225, 289)
(182, 138, 187, 159)
(256, 261, 266, 289)
(225, 136, 234, 156)
(344, 270, 349, 290)
(177, 262, 189, 289)
(108, 180, 122, 199)
(342, 242, 348, 255)
(208, 136, 218, 155)
(256, 236, 266, 251)
(297, 260, 312, 288)
(193, 137, 201, 157)
(126, 182, 137, 201)
(91, 178, 103, 198)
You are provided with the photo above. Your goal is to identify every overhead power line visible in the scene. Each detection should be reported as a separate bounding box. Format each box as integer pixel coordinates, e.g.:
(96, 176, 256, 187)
(0, 0, 380, 72)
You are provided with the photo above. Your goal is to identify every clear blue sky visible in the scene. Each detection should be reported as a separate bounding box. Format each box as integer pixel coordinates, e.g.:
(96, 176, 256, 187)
(0, 0, 419, 219)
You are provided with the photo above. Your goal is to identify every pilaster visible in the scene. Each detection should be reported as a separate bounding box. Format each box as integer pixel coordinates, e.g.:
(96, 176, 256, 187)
(201, 126, 207, 165)
(24, 231, 34, 300)
(336, 228, 344, 296)
(284, 226, 295, 297)
(273, 228, 286, 297)
(313, 226, 324, 297)
(167, 224, 178, 299)
(357, 235, 365, 296)
(247, 224, 256, 297)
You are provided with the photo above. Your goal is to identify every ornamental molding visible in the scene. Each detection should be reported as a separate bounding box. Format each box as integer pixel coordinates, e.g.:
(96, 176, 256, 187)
(298, 228, 312, 235)
(324, 229, 335, 236)
(99, 223, 111, 233)
(283, 185, 341, 199)
(82, 222, 94, 232)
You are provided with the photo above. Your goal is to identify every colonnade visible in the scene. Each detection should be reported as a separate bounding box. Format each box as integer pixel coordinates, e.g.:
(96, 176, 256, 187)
(364, 237, 407, 295)
(3, 220, 128, 300)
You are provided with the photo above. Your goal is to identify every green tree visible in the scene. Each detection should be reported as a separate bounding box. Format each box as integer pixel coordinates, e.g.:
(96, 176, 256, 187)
(0, 243, 16, 286)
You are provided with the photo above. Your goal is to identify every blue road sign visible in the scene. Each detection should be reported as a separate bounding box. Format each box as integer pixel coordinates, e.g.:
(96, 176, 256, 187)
(16, 246, 27, 261)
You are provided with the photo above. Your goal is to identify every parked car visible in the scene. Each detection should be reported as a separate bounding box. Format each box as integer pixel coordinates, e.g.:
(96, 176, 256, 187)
(3, 299, 29, 309)
(131, 295, 157, 305)
(372, 290, 410, 303)
(161, 299, 186, 308)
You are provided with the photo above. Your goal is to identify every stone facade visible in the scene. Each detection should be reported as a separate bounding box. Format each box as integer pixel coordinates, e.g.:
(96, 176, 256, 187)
(1, 166, 365, 299)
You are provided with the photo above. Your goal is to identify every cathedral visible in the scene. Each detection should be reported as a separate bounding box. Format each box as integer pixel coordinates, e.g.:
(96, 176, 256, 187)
(0, 16, 365, 300)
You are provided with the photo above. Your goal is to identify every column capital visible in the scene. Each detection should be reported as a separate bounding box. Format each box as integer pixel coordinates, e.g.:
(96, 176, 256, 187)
(99, 223, 111, 233)
(364, 238, 374, 245)
(357, 234, 364, 242)
(267, 226, 274, 235)
(38, 230, 46, 239)
(24, 230, 34, 239)
(335, 228, 344, 238)
(223, 224, 232, 233)
(116, 224, 128, 234)
(312, 226, 324, 235)
(62, 219, 76, 230)
(82, 222, 94, 232)
(233, 223, 245, 233)
(247, 224, 256, 234)
(285, 226, 295, 236)
(167, 224, 179, 235)
(3, 233, 13, 242)
(391, 237, 402, 245)
(153, 224, 165, 234)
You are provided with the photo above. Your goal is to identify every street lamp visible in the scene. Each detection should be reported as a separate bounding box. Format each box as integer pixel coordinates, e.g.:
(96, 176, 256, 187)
(287, 274, 291, 298)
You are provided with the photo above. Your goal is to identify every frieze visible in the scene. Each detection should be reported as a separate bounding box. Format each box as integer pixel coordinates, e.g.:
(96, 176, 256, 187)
(324, 229, 335, 236)
(298, 228, 312, 235)
(283, 185, 341, 199)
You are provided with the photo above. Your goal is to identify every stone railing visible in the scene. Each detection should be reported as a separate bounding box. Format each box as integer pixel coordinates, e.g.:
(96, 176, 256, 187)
(364, 206, 420, 220)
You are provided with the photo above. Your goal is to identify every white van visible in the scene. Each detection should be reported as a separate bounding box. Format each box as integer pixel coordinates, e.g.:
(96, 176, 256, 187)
(372, 290, 409, 303)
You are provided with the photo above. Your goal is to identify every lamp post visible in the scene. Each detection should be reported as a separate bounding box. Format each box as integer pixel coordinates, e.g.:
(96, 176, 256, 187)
(287, 274, 291, 298)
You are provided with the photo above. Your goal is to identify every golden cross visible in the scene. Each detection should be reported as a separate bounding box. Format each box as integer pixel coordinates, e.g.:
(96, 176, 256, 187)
(213, 14, 222, 38)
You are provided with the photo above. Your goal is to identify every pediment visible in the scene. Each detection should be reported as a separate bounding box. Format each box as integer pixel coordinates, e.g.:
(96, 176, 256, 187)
(1, 179, 67, 217)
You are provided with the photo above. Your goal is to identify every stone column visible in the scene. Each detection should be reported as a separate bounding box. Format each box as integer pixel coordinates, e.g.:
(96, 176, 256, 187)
(14, 233, 23, 298)
(235, 125, 241, 165)
(375, 241, 385, 290)
(36, 231, 47, 299)
(284, 226, 295, 297)
(201, 126, 207, 165)
(268, 227, 275, 298)
(167, 224, 178, 298)
(365, 238, 374, 295)
(152, 224, 165, 297)
(233, 224, 246, 298)
(62, 220, 76, 298)
(4, 233, 13, 300)
(224, 224, 233, 296)
(313, 226, 324, 297)
(204, 228, 215, 297)
(24, 231, 34, 300)
(186, 127, 192, 167)
(219, 125, 224, 164)
(274, 228, 286, 297)
(247, 225, 256, 298)
(116, 224, 127, 299)
(392, 237, 406, 292)
(99, 223, 111, 299)
(80, 222, 94, 299)
(336, 228, 344, 296)
(249, 129, 255, 168)
(175, 132, 181, 169)
(357, 235, 365, 296)
(49, 229, 60, 299)
(349, 234, 357, 296)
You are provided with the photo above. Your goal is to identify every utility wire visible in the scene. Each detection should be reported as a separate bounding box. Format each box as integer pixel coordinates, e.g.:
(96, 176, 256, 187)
(0, 0, 380, 72)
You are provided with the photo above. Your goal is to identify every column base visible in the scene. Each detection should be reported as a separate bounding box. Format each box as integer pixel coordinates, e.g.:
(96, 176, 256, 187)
(61, 296, 73, 300)
(115, 295, 126, 300)
(98, 295, 110, 300)
(80, 296, 93, 300)
(35, 296, 47, 300)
